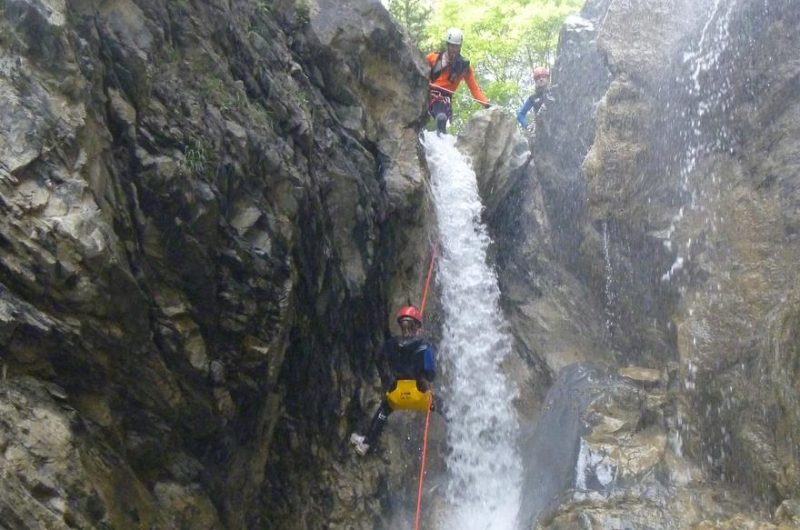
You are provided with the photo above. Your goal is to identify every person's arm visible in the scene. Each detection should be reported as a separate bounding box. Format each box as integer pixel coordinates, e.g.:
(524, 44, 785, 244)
(517, 95, 535, 127)
(464, 67, 489, 106)
(422, 343, 436, 382)
(426, 52, 438, 67)
(414, 342, 436, 393)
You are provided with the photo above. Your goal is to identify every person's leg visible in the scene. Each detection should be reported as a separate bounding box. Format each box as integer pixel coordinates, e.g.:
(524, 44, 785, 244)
(431, 100, 450, 134)
(428, 91, 452, 134)
(350, 399, 393, 455)
(365, 399, 393, 445)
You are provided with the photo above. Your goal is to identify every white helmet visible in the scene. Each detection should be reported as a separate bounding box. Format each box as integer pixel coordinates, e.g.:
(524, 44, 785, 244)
(445, 27, 463, 45)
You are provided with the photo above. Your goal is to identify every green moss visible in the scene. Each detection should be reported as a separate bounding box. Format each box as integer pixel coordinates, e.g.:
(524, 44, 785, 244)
(204, 77, 247, 113)
(183, 141, 208, 174)
(255, 0, 271, 16)
(161, 42, 180, 64)
(296, 0, 310, 26)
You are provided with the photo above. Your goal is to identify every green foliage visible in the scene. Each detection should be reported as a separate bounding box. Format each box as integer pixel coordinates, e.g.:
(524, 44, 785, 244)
(295, 0, 310, 26)
(204, 78, 240, 112)
(390, 0, 583, 129)
(388, 0, 432, 46)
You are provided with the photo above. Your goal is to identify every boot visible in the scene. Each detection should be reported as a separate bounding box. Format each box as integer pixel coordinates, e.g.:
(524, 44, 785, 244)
(349, 433, 370, 456)
(436, 113, 447, 135)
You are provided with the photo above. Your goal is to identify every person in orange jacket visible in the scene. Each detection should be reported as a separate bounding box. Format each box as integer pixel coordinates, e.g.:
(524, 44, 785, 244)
(427, 28, 490, 134)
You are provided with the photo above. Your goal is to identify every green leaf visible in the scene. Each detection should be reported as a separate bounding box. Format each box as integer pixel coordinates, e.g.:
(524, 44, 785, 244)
(385, 0, 583, 131)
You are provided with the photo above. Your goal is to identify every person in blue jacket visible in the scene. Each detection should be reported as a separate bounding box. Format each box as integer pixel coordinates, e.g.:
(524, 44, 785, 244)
(517, 66, 554, 130)
(350, 306, 436, 456)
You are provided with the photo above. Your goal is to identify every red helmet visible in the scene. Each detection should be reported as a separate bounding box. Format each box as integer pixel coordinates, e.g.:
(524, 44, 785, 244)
(533, 67, 550, 81)
(397, 306, 422, 324)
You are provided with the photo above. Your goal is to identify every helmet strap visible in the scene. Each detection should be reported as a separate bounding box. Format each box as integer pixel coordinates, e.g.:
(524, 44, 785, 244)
(399, 318, 421, 336)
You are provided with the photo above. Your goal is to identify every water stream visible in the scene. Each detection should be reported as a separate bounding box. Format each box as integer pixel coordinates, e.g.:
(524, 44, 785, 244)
(423, 132, 522, 529)
(664, 0, 740, 468)
(663, 0, 738, 278)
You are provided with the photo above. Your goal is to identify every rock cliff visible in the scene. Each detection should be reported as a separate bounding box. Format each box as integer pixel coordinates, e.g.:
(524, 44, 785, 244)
(477, 0, 800, 527)
(3, 0, 800, 528)
(1, 0, 432, 527)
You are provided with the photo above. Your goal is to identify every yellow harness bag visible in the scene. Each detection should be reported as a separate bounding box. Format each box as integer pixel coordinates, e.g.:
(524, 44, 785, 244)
(385, 380, 432, 412)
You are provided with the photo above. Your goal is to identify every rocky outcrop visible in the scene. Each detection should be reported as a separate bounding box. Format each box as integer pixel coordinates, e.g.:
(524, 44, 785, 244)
(523, 364, 785, 530)
(0, 0, 432, 527)
(574, 0, 800, 511)
(485, 0, 800, 526)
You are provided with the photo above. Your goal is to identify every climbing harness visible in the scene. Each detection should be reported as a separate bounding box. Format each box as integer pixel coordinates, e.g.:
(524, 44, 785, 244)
(429, 82, 489, 106)
(428, 88, 452, 120)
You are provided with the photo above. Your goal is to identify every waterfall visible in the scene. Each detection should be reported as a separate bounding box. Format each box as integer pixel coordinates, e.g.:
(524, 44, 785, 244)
(664, 0, 740, 480)
(423, 132, 522, 529)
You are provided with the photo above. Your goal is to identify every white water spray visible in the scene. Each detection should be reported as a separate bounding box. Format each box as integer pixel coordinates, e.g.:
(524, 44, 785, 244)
(601, 222, 616, 335)
(423, 132, 522, 529)
(666, 0, 740, 477)
(664, 0, 738, 282)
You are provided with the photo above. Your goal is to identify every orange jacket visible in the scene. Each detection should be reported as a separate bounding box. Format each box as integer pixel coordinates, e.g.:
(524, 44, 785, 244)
(426, 52, 488, 104)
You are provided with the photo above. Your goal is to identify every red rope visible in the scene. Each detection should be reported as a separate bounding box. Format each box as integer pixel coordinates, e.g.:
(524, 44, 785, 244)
(414, 394, 433, 530)
(419, 245, 437, 320)
(429, 83, 490, 105)
(413, 246, 437, 529)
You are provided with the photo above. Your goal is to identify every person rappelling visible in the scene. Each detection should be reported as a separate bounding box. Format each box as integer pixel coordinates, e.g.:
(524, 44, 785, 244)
(427, 28, 491, 134)
(349, 305, 437, 456)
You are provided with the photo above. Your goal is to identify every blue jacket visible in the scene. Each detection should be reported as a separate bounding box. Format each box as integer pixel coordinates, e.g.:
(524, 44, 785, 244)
(379, 336, 436, 388)
(517, 87, 554, 128)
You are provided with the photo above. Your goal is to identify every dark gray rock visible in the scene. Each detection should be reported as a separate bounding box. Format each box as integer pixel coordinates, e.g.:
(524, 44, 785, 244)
(504, 0, 800, 526)
(0, 0, 431, 528)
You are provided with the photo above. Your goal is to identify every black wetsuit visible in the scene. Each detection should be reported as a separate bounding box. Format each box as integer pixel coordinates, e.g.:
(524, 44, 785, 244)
(364, 336, 436, 445)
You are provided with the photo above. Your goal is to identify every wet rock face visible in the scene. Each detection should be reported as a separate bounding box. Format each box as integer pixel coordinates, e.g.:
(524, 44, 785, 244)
(590, 0, 800, 508)
(1, 0, 429, 527)
(466, 0, 800, 526)
(673, 0, 800, 506)
(529, 364, 787, 530)
(510, 0, 800, 525)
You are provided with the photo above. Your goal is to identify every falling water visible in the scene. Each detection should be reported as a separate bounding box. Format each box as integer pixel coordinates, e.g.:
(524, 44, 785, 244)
(678, 0, 737, 191)
(601, 221, 616, 336)
(665, 0, 741, 480)
(423, 132, 522, 529)
(662, 0, 738, 276)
